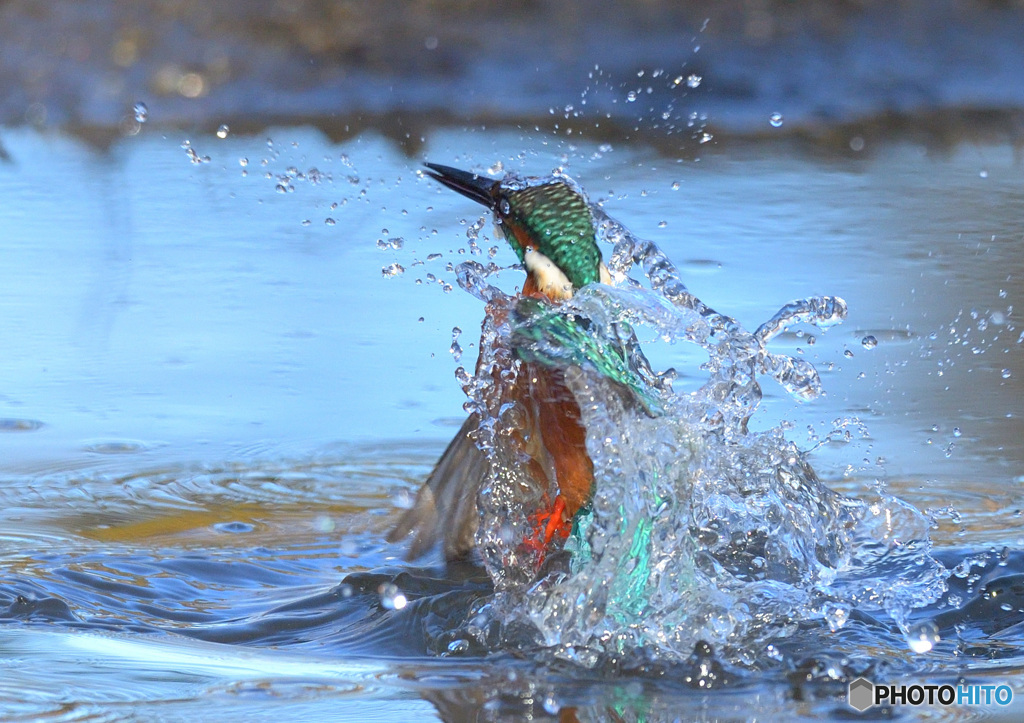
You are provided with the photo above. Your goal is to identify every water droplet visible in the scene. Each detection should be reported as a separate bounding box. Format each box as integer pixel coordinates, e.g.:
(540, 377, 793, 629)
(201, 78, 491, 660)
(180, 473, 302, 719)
(378, 583, 407, 610)
(377, 237, 404, 251)
(905, 621, 940, 654)
(446, 638, 469, 653)
(861, 335, 878, 349)
(822, 602, 850, 632)
(979, 169, 989, 179)
(953, 427, 961, 437)
(542, 695, 560, 715)
(686, 74, 702, 88)
(626, 91, 637, 102)
(953, 558, 972, 578)
(849, 136, 865, 152)
(133, 102, 148, 123)
(450, 326, 463, 362)
(239, 157, 248, 167)
(391, 487, 413, 510)
(324, 217, 336, 226)
(216, 124, 229, 139)
(769, 112, 783, 128)
(671, 181, 680, 190)
(844, 349, 854, 358)
(1001, 368, 1012, 379)
(181, 139, 210, 165)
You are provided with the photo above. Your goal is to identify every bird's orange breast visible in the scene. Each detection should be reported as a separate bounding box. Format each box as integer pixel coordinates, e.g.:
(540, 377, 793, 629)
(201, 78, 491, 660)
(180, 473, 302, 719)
(480, 293, 594, 538)
(520, 362, 594, 517)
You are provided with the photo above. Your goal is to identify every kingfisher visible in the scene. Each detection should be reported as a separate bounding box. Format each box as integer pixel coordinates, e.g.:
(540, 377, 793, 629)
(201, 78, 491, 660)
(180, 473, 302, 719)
(387, 163, 622, 565)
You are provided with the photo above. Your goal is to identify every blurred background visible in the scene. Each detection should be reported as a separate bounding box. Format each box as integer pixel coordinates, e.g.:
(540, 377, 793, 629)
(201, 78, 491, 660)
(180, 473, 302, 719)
(4, 0, 1024, 148)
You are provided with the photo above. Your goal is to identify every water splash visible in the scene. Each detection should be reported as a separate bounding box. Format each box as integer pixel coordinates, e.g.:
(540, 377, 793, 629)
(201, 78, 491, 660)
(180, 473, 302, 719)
(445, 170, 946, 666)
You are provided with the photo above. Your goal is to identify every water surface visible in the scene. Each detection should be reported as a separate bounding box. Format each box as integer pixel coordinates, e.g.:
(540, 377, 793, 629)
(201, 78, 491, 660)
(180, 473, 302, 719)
(1, 126, 1022, 719)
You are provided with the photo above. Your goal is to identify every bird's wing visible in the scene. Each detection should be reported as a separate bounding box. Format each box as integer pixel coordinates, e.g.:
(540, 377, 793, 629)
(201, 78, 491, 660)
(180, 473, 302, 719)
(386, 414, 488, 561)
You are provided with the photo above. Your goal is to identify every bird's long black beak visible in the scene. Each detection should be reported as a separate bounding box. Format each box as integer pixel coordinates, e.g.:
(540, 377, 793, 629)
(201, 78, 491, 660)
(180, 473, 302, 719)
(423, 163, 499, 209)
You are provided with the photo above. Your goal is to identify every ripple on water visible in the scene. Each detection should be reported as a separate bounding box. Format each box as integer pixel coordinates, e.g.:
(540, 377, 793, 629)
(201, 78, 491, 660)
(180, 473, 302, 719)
(0, 418, 44, 432)
(0, 452, 1021, 719)
(680, 258, 723, 274)
(82, 439, 154, 454)
(0, 626, 400, 719)
(214, 521, 256, 534)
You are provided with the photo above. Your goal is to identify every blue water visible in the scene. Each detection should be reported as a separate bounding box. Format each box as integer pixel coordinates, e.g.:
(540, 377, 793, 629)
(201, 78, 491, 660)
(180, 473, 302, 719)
(1, 126, 1022, 720)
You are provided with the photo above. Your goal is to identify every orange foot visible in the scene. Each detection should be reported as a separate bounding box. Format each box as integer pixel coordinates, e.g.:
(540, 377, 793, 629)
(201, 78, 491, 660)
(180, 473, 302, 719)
(523, 496, 571, 562)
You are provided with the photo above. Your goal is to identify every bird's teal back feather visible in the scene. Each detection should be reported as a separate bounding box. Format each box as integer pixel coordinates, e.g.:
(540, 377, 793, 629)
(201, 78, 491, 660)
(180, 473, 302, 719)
(510, 297, 663, 416)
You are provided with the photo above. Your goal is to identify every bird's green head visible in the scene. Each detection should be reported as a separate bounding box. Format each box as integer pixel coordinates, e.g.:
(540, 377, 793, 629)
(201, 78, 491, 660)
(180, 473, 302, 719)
(424, 163, 603, 298)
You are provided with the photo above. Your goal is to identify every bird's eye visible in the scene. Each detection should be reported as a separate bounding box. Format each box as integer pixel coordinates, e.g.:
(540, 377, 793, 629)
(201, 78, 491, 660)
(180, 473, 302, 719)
(498, 198, 511, 216)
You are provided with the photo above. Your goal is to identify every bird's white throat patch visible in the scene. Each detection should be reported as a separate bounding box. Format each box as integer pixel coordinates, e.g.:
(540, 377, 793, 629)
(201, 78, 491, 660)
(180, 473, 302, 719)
(522, 249, 614, 300)
(524, 248, 574, 300)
